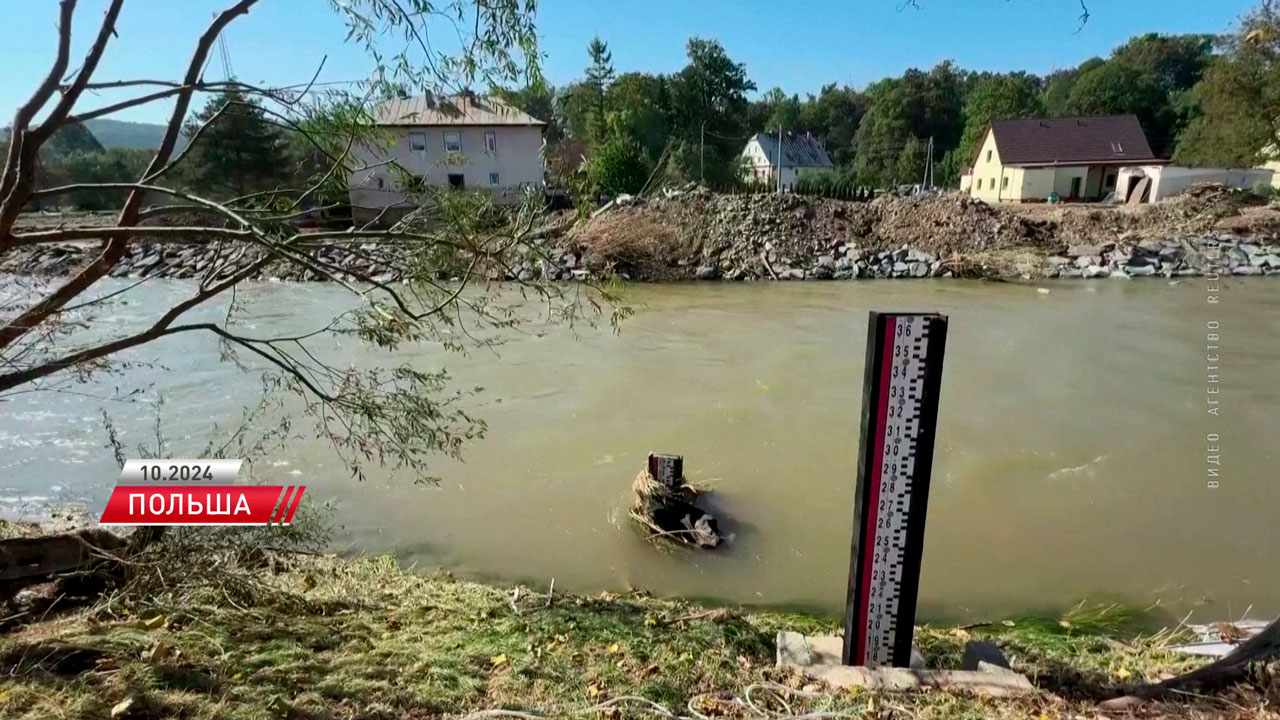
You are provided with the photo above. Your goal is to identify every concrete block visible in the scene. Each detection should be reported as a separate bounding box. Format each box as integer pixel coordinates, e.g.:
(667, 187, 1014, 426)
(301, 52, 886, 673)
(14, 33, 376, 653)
(962, 641, 1011, 671)
(776, 632, 1033, 697)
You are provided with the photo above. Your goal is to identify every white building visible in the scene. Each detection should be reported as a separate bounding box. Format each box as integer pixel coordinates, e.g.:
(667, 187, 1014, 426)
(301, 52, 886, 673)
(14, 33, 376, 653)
(347, 94, 546, 222)
(1116, 165, 1276, 203)
(741, 132, 834, 190)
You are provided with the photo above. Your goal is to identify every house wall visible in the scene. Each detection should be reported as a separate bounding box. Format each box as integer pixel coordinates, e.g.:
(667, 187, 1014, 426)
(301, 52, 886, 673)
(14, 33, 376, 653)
(1018, 168, 1056, 201)
(739, 139, 822, 190)
(1118, 165, 1276, 202)
(1264, 160, 1280, 189)
(348, 125, 545, 215)
(969, 130, 1005, 201)
(1051, 166, 1090, 199)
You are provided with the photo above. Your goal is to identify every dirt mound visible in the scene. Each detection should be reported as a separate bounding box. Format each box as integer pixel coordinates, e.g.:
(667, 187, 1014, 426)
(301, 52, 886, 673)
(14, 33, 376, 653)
(565, 190, 1053, 279)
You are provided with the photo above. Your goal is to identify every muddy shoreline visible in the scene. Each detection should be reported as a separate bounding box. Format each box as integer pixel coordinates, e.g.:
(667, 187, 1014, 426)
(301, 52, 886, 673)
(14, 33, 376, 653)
(3, 232, 1277, 283)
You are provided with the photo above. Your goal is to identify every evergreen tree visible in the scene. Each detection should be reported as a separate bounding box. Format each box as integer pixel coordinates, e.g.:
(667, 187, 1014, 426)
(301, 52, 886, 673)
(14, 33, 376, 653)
(584, 37, 615, 148)
(182, 91, 289, 198)
(668, 38, 755, 185)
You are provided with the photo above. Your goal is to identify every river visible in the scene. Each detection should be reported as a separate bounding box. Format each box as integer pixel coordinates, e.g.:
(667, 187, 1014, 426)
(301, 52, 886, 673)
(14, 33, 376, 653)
(3, 276, 1277, 622)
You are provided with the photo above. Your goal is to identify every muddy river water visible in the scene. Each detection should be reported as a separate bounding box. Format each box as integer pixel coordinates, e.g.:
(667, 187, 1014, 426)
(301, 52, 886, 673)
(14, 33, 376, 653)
(3, 277, 1277, 622)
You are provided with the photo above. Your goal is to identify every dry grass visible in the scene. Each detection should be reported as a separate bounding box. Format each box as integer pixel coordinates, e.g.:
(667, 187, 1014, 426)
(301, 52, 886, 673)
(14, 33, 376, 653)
(568, 207, 697, 281)
(1, 551, 1275, 720)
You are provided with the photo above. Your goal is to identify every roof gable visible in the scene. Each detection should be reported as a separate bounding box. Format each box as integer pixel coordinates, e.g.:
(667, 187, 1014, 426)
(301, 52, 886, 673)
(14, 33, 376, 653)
(751, 132, 834, 168)
(990, 115, 1156, 166)
(375, 95, 545, 127)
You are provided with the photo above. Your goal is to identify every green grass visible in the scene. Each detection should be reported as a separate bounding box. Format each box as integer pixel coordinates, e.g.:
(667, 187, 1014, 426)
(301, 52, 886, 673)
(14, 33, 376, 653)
(0, 554, 1264, 720)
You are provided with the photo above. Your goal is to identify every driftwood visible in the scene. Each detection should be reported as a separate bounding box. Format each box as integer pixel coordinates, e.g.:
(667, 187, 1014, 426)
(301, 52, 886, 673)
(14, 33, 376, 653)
(1101, 615, 1280, 710)
(0, 527, 162, 602)
(631, 468, 723, 549)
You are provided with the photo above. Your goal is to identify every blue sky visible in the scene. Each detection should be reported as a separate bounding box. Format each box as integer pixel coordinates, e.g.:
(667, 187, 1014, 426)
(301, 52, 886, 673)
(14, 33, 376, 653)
(2, 0, 1258, 125)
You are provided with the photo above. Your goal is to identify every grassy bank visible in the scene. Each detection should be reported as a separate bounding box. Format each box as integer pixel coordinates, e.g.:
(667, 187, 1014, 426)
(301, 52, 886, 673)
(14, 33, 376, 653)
(1, 549, 1270, 720)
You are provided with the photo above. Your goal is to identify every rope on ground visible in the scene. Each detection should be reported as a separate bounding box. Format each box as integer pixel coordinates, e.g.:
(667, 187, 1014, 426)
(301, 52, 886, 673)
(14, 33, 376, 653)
(456, 682, 866, 720)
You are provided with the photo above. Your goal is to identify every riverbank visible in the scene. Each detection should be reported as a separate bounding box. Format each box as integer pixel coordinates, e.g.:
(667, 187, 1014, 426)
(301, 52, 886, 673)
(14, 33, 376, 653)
(7, 187, 1279, 283)
(1, 530, 1271, 719)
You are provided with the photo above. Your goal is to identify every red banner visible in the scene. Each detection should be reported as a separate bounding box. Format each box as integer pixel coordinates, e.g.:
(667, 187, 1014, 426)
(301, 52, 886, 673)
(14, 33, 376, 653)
(99, 485, 306, 526)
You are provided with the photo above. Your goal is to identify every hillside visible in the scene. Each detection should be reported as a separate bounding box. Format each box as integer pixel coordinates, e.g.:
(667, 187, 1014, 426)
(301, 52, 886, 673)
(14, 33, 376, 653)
(83, 118, 187, 151)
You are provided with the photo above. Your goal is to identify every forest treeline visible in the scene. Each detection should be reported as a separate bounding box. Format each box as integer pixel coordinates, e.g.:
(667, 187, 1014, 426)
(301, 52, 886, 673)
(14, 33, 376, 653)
(501, 1, 1280, 195)
(17, 2, 1280, 207)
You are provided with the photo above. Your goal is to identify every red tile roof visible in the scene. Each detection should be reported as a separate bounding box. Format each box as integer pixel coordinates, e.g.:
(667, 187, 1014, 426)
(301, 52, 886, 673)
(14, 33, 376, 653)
(989, 115, 1157, 166)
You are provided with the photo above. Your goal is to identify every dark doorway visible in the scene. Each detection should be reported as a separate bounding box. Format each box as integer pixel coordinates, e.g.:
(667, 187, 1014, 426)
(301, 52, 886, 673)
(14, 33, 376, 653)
(448, 174, 464, 188)
(1069, 177, 1082, 199)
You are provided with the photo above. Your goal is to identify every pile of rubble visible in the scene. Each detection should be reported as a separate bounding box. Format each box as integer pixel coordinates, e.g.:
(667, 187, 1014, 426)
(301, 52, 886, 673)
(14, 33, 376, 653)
(564, 189, 1053, 281)
(562, 186, 1279, 281)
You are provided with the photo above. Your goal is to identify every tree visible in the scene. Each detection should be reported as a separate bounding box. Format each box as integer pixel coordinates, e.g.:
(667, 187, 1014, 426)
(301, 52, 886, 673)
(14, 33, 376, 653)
(584, 37, 615, 147)
(587, 133, 651, 196)
(181, 90, 290, 197)
(495, 80, 563, 143)
(1175, 1, 1280, 166)
(43, 147, 153, 210)
(957, 72, 1044, 167)
(1042, 58, 1104, 117)
(668, 38, 755, 185)
(760, 87, 801, 132)
(1065, 34, 1212, 155)
(894, 135, 928, 186)
(605, 73, 671, 163)
(852, 63, 966, 188)
(0, 0, 608, 484)
(798, 84, 866, 165)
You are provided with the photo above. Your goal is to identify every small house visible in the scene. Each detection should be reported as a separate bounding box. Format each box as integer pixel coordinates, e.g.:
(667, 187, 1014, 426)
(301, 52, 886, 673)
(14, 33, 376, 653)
(741, 132, 834, 191)
(346, 94, 546, 222)
(968, 115, 1161, 203)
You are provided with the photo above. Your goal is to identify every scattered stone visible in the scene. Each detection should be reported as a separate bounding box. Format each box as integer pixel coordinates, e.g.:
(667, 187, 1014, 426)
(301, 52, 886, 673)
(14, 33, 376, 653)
(694, 265, 720, 280)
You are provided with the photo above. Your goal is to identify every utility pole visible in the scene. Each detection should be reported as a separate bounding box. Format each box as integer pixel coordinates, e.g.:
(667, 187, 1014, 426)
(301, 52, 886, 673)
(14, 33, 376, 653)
(777, 125, 784, 193)
(700, 120, 706, 183)
(927, 137, 933, 188)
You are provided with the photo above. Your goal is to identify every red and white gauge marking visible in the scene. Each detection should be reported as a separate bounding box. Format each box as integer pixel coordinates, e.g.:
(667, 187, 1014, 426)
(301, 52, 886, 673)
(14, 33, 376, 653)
(844, 313, 948, 668)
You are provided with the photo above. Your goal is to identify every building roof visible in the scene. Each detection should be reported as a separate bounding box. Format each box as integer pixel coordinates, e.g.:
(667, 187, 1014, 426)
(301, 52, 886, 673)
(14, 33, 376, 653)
(750, 132, 834, 168)
(374, 94, 545, 127)
(988, 115, 1157, 166)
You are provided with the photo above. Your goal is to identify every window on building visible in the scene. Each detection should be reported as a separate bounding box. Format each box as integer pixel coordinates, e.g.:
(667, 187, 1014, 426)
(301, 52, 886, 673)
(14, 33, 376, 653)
(489, 172, 499, 186)
(1105, 173, 1117, 187)
(447, 173, 464, 188)
(986, 150, 993, 162)
(375, 176, 384, 189)
(1001, 176, 1009, 189)
(484, 131, 497, 152)
(408, 132, 426, 152)
(1110, 141, 1124, 154)
(444, 131, 461, 152)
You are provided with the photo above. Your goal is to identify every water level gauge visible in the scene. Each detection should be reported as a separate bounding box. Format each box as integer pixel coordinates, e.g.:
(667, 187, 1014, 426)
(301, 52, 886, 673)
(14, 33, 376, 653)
(843, 312, 948, 668)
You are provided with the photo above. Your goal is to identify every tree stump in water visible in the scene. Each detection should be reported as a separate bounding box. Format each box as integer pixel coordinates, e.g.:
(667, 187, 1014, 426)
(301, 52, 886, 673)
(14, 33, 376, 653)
(631, 454, 723, 548)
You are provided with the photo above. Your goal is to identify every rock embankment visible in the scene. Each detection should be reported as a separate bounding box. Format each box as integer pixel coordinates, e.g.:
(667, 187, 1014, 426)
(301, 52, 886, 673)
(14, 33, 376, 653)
(5, 186, 1279, 283)
(1, 241, 413, 283)
(562, 187, 1280, 281)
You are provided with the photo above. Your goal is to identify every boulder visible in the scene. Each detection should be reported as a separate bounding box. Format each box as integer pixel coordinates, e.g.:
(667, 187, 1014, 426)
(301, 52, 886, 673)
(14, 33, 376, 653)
(694, 265, 720, 280)
(1067, 244, 1104, 258)
(1082, 265, 1111, 278)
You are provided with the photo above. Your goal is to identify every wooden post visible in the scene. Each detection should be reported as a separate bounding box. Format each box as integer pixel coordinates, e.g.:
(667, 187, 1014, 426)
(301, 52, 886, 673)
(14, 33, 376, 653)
(647, 453, 684, 491)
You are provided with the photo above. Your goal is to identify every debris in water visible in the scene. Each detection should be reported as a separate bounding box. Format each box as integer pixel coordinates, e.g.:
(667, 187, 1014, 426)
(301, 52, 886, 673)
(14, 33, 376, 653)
(630, 453, 723, 549)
